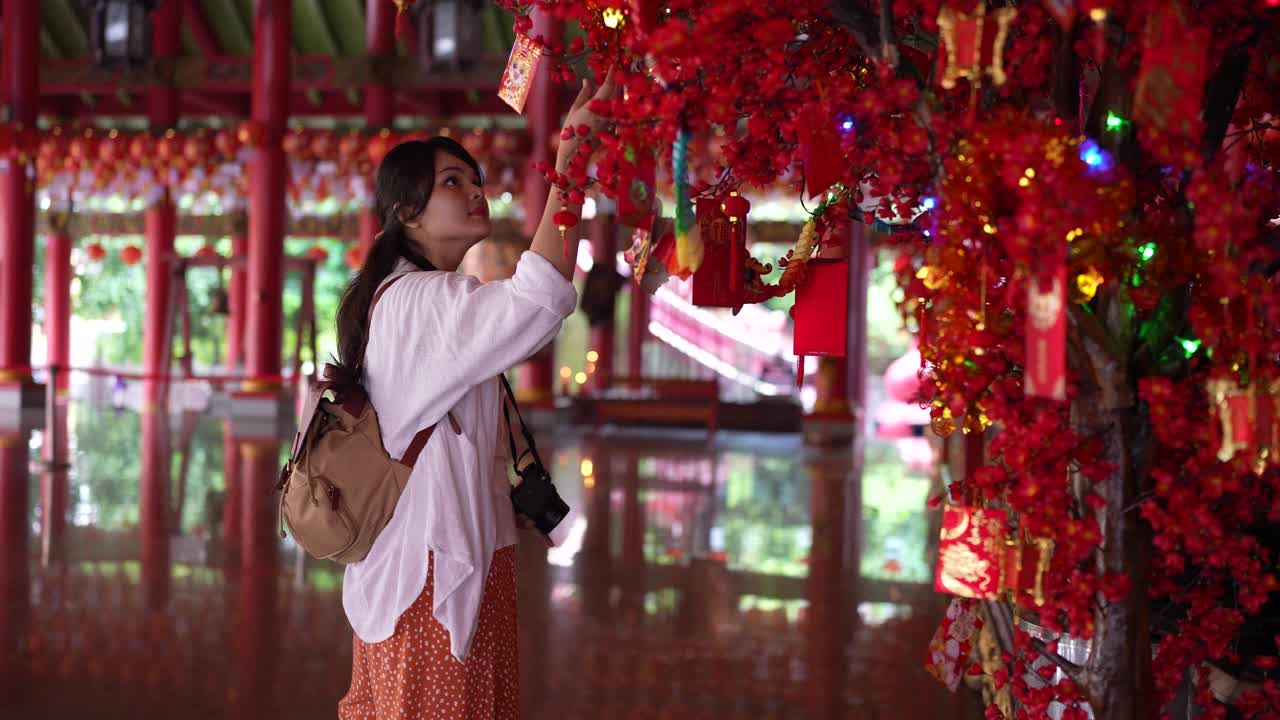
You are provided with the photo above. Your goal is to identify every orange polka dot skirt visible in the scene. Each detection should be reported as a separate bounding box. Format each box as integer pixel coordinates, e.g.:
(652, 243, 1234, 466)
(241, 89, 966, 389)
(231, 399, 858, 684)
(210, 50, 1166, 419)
(338, 545, 519, 720)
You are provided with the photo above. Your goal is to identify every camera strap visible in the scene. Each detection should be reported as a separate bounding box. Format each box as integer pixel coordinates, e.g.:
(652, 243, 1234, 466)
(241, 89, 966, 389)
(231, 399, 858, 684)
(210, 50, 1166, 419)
(498, 374, 544, 475)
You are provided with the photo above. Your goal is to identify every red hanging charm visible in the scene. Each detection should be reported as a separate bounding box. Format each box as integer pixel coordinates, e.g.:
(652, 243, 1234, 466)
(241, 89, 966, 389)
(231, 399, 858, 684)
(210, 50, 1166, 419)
(935, 505, 1009, 599)
(393, 0, 414, 40)
(498, 34, 544, 114)
(791, 257, 850, 387)
(1208, 377, 1256, 464)
(1024, 266, 1066, 401)
(691, 195, 748, 308)
(1133, 0, 1209, 149)
(936, 4, 1018, 90)
(798, 107, 844, 200)
(554, 207, 579, 259)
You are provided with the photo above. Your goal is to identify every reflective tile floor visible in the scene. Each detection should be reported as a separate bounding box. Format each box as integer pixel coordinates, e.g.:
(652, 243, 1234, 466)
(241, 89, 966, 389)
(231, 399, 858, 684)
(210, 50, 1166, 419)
(0, 403, 969, 719)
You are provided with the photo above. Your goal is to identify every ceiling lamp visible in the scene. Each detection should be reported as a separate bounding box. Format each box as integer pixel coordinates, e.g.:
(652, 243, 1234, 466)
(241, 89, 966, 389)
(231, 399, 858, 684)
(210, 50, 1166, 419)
(416, 0, 485, 71)
(83, 0, 157, 67)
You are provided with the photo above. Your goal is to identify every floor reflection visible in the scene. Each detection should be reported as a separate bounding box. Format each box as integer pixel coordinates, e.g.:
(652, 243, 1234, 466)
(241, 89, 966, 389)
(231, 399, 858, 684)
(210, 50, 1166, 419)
(0, 404, 961, 719)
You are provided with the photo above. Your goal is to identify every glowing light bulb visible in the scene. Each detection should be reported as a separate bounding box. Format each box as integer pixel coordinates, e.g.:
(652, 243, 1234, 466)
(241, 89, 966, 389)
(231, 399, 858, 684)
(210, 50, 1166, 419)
(1138, 243, 1157, 262)
(921, 197, 937, 211)
(586, 350, 599, 363)
(602, 7, 624, 28)
(574, 372, 588, 385)
(580, 458, 594, 477)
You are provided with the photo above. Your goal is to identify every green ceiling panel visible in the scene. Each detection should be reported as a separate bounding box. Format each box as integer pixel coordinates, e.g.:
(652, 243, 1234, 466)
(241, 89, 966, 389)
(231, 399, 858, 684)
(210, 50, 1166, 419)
(234, 0, 255, 38)
(199, 0, 253, 55)
(181, 26, 199, 57)
(293, 0, 339, 54)
(40, 25, 63, 59)
(43, 0, 90, 58)
(323, 0, 366, 57)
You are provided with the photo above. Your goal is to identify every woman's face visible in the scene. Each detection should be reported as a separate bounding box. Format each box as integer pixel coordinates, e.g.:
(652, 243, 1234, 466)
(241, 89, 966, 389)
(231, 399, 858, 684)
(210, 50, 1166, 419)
(405, 149, 490, 267)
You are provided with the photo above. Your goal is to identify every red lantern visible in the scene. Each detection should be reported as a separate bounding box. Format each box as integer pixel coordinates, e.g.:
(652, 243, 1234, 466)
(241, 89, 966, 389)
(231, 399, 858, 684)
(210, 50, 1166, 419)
(213, 129, 240, 160)
(310, 130, 334, 160)
(237, 120, 266, 148)
(39, 127, 67, 163)
(183, 132, 211, 167)
(120, 245, 143, 266)
(343, 244, 366, 271)
(790, 256, 849, 386)
(282, 128, 307, 159)
(306, 245, 330, 264)
(368, 129, 394, 166)
(98, 129, 122, 165)
(461, 128, 490, 158)
(84, 242, 107, 263)
(129, 134, 154, 166)
(690, 196, 747, 309)
(195, 244, 220, 259)
(156, 130, 181, 163)
(338, 132, 363, 166)
(68, 129, 99, 165)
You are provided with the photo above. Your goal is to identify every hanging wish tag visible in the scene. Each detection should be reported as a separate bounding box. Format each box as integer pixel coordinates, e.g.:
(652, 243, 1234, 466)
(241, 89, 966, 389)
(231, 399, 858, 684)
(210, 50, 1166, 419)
(1024, 267, 1066, 401)
(498, 34, 544, 114)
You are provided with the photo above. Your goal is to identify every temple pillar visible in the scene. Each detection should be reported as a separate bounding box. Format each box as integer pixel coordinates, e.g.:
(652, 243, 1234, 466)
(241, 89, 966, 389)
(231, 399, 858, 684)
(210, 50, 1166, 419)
(226, 229, 248, 372)
(359, 0, 396, 256)
(239, 0, 292, 419)
(43, 221, 72, 397)
(0, 0, 41, 410)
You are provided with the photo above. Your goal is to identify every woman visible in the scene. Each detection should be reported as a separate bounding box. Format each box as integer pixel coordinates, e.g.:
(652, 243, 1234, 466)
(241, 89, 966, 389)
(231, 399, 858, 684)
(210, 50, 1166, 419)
(335, 75, 614, 720)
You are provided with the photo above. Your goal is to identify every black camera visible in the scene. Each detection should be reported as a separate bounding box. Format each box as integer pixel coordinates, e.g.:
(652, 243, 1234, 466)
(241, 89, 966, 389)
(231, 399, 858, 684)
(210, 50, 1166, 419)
(510, 461, 569, 536)
(499, 374, 570, 537)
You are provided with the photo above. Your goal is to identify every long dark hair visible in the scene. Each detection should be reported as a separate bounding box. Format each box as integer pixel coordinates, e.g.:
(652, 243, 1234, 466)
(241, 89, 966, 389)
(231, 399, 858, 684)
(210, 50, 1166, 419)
(327, 137, 483, 391)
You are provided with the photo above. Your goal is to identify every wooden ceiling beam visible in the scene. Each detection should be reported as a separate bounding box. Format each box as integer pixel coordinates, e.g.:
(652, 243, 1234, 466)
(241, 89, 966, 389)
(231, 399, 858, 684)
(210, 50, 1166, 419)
(183, 0, 225, 59)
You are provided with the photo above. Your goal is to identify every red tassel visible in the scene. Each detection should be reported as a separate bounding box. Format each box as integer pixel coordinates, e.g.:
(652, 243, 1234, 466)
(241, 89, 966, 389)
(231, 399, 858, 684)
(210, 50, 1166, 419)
(394, 0, 411, 40)
(796, 356, 806, 389)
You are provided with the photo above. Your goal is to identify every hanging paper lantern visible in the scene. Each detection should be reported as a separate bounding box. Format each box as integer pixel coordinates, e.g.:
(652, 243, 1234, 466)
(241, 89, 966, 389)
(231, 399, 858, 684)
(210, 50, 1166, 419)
(461, 128, 490, 158)
(183, 132, 211, 167)
(237, 120, 267, 148)
(305, 245, 330, 264)
(39, 127, 67, 164)
(337, 132, 363, 167)
(68, 129, 99, 166)
(368, 129, 395, 166)
(343, 244, 366, 271)
(84, 242, 107, 263)
(308, 129, 333, 160)
(194, 244, 220, 259)
(128, 134, 154, 166)
(156, 130, 182, 164)
(119, 245, 143, 266)
(213, 128, 240, 160)
(282, 128, 307, 159)
(97, 129, 122, 165)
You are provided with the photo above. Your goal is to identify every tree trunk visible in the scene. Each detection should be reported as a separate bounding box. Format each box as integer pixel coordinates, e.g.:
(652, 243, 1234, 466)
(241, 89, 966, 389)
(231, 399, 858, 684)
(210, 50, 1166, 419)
(1074, 310, 1154, 720)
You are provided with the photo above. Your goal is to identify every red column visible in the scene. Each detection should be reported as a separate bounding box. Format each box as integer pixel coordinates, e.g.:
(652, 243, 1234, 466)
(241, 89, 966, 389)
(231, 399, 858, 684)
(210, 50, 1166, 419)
(0, 434, 29, 697)
(235, 438, 281, 716)
(140, 410, 171, 611)
(588, 212, 617, 392)
(516, 9, 563, 408)
(143, 0, 182, 408)
(627, 284, 650, 378)
(806, 455, 851, 720)
(221, 421, 242, 560)
(226, 230, 247, 371)
(360, 0, 395, 256)
(143, 194, 176, 405)
(0, 0, 39, 387)
(44, 227, 72, 395)
(39, 405, 69, 564)
(244, 0, 292, 394)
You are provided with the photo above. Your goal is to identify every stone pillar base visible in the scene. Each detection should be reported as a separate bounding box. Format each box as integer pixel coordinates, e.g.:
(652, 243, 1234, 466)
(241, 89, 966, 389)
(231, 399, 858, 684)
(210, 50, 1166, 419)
(802, 413, 857, 447)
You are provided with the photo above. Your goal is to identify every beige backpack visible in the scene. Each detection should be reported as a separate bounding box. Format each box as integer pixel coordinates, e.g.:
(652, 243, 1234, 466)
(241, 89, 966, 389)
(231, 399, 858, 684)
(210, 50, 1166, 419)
(275, 274, 459, 564)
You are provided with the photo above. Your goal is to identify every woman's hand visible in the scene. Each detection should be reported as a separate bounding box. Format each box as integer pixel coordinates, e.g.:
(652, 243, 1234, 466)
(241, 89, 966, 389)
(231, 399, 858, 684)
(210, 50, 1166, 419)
(555, 70, 618, 173)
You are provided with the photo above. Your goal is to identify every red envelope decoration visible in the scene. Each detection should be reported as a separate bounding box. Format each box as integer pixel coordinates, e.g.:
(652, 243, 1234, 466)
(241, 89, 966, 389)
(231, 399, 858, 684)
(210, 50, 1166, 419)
(1025, 266, 1066, 401)
(935, 505, 1008, 599)
(690, 196, 747, 308)
(936, 4, 1018, 90)
(798, 109, 844, 200)
(1000, 536, 1055, 606)
(791, 257, 850, 387)
(925, 598, 984, 691)
(498, 34, 544, 114)
(1133, 0, 1208, 142)
(1208, 378, 1256, 464)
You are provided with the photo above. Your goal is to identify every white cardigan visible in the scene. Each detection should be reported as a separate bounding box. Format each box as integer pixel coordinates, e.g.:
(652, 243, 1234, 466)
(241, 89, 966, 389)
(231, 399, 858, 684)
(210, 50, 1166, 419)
(342, 251, 577, 660)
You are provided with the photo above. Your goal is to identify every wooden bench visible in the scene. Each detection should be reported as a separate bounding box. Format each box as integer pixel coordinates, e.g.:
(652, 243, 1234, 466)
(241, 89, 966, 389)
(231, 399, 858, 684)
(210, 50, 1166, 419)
(590, 376, 720, 433)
